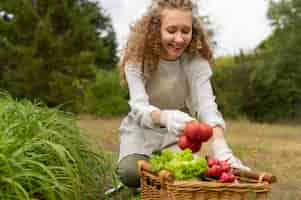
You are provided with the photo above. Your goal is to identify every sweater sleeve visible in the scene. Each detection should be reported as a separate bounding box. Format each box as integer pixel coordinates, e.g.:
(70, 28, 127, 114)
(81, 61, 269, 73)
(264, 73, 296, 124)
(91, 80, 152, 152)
(185, 55, 226, 129)
(125, 64, 160, 128)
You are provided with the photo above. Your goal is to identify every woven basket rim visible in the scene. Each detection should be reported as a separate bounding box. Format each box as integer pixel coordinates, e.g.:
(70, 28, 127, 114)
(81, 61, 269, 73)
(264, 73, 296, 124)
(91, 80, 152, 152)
(167, 179, 271, 192)
(138, 160, 272, 191)
(171, 179, 271, 187)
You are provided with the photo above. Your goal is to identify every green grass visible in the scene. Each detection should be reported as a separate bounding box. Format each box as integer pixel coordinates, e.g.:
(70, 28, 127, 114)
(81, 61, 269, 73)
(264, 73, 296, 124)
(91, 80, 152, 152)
(0, 93, 107, 199)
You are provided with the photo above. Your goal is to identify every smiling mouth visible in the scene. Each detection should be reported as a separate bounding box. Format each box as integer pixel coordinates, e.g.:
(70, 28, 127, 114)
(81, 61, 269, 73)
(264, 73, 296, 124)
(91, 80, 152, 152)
(169, 45, 184, 51)
(171, 47, 184, 53)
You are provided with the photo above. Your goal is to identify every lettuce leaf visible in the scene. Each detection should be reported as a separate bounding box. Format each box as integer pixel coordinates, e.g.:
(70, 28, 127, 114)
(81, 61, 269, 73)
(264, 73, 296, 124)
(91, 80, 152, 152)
(149, 149, 208, 180)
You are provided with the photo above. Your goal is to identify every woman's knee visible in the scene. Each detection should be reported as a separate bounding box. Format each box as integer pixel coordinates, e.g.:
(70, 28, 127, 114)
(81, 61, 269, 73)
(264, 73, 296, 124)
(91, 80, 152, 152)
(117, 154, 149, 188)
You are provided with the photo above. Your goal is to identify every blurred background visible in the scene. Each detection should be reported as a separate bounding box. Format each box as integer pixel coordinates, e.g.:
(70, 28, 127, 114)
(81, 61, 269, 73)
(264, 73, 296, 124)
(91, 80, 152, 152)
(1, 0, 300, 121)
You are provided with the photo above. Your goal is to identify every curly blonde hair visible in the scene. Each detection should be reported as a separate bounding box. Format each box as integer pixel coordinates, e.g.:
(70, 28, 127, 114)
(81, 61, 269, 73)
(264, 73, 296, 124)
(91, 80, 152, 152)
(119, 0, 213, 86)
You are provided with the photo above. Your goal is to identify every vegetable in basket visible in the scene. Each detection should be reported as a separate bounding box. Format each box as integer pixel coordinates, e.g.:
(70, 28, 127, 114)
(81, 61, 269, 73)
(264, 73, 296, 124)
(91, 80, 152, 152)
(206, 157, 237, 183)
(150, 149, 208, 180)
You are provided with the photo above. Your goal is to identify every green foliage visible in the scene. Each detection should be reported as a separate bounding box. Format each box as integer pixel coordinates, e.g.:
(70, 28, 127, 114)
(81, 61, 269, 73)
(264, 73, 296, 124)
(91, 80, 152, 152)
(213, 0, 301, 122)
(149, 149, 208, 180)
(268, 0, 301, 29)
(214, 56, 235, 68)
(212, 55, 252, 119)
(0, 93, 107, 199)
(83, 69, 129, 117)
(241, 0, 301, 121)
(0, 0, 118, 111)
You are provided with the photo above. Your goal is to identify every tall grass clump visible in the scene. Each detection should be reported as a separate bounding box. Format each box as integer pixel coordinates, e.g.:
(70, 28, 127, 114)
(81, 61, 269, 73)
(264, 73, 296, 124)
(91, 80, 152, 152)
(0, 93, 107, 199)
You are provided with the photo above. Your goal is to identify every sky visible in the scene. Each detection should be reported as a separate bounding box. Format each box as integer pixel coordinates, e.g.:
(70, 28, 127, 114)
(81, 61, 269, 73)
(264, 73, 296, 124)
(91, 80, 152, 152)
(96, 0, 273, 57)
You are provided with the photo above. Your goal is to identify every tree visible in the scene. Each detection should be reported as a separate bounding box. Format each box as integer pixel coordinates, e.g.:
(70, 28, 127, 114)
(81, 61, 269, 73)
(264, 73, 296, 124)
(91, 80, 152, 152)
(0, 0, 117, 111)
(242, 0, 301, 121)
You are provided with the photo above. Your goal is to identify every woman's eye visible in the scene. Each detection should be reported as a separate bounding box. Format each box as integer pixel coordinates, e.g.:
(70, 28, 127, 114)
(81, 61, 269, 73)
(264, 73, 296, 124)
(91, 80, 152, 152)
(166, 27, 177, 34)
(167, 30, 176, 34)
(182, 29, 191, 34)
(166, 27, 191, 34)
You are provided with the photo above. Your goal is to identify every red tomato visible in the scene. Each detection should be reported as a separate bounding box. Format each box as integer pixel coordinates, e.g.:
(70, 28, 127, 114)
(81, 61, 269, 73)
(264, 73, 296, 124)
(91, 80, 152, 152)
(198, 123, 213, 142)
(177, 135, 191, 150)
(183, 121, 202, 142)
(177, 135, 202, 153)
(188, 142, 202, 153)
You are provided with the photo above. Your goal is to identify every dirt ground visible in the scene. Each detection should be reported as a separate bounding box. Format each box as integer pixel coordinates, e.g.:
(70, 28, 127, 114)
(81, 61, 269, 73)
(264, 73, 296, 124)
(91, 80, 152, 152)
(76, 114, 123, 152)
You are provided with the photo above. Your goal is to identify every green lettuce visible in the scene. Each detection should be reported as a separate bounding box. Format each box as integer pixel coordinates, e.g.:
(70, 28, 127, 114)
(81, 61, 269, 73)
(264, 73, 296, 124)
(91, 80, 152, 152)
(149, 149, 208, 180)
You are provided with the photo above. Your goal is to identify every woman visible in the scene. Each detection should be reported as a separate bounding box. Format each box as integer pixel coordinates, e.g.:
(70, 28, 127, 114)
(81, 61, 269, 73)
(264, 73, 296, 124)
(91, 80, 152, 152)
(117, 0, 250, 188)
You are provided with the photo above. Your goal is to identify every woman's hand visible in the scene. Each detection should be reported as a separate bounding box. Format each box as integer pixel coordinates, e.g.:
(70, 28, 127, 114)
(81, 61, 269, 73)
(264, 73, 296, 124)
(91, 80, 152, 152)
(159, 110, 195, 136)
(210, 131, 251, 171)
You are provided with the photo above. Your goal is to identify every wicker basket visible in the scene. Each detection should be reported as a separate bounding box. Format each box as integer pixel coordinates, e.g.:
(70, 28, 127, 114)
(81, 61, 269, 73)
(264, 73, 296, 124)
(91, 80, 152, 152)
(137, 160, 273, 200)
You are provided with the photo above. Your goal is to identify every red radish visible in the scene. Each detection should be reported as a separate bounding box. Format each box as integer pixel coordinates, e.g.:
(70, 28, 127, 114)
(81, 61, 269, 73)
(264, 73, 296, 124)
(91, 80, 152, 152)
(219, 172, 236, 183)
(205, 157, 236, 181)
(198, 123, 213, 142)
(220, 161, 231, 173)
(205, 167, 215, 177)
(206, 164, 223, 178)
(207, 158, 220, 167)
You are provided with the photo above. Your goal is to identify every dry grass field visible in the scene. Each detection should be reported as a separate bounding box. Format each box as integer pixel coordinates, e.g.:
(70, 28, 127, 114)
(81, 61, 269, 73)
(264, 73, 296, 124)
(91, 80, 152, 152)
(77, 115, 301, 200)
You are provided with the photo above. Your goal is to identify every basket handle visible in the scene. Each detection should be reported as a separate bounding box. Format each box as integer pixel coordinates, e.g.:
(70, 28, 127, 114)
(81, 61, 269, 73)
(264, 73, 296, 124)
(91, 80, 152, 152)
(137, 160, 175, 188)
(257, 172, 274, 183)
(158, 170, 174, 188)
(233, 168, 277, 184)
(137, 160, 153, 178)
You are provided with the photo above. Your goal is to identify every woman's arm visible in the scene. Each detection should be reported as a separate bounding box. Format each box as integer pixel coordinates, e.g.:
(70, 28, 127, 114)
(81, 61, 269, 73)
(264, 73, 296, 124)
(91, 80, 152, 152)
(186, 56, 250, 170)
(186, 55, 226, 129)
(125, 64, 161, 128)
(194, 78, 226, 129)
(151, 110, 161, 125)
(212, 125, 225, 138)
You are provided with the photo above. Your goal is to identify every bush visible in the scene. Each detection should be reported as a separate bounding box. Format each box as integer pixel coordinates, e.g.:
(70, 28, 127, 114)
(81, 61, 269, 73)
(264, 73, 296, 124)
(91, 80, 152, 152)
(0, 93, 109, 199)
(212, 56, 252, 119)
(83, 69, 129, 117)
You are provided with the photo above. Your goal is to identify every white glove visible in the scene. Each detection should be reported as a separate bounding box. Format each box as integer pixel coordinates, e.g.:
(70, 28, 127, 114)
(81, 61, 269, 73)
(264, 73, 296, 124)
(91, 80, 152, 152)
(211, 138, 251, 171)
(160, 110, 195, 136)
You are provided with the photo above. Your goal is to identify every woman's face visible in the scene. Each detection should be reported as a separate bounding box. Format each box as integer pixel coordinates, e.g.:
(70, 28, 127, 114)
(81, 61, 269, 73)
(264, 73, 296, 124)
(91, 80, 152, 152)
(160, 9, 193, 60)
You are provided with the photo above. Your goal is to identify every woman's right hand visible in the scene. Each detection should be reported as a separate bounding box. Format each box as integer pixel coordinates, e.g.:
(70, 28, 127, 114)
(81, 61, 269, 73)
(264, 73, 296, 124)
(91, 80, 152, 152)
(211, 137, 251, 171)
(160, 110, 195, 136)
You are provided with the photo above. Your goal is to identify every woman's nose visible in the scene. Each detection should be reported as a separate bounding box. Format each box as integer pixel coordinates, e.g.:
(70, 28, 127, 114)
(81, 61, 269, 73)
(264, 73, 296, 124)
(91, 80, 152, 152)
(174, 33, 184, 43)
